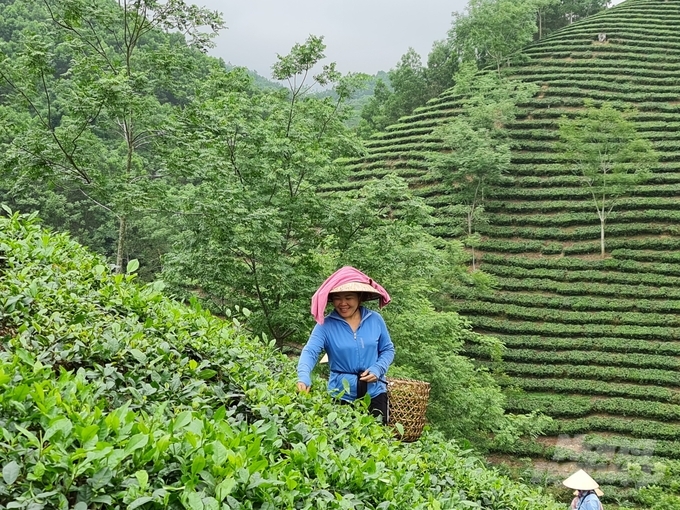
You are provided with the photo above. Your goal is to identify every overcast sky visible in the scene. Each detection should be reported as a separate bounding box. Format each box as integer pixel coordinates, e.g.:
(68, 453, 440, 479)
(197, 0, 627, 80)
(198, 0, 469, 79)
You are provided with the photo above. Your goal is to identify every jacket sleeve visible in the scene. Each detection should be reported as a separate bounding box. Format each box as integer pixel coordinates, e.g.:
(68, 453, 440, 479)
(367, 313, 395, 378)
(297, 324, 326, 387)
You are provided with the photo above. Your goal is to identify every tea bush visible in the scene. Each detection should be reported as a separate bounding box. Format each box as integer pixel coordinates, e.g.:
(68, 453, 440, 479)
(0, 211, 562, 509)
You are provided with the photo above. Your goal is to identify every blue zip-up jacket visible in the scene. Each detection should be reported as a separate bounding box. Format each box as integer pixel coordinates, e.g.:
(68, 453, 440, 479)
(575, 492, 602, 510)
(297, 307, 395, 401)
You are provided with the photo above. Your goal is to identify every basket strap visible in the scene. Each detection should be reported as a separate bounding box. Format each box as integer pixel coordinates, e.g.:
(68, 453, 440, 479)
(331, 370, 388, 397)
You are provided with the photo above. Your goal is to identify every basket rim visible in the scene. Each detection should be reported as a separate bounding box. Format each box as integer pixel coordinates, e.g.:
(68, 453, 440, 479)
(386, 376, 431, 386)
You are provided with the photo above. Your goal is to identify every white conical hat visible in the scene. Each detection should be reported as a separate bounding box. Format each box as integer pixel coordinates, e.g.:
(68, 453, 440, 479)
(573, 488, 604, 497)
(563, 469, 600, 491)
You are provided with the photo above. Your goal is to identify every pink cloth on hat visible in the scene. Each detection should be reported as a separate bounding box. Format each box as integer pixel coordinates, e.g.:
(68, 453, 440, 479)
(311, 266, 391, 324)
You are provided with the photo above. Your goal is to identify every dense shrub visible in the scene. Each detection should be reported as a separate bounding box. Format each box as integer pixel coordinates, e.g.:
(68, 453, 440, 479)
(0, 211, 561, 509)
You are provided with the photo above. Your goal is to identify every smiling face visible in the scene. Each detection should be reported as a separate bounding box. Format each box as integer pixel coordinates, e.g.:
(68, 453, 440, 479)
(330, 291, 361, 320)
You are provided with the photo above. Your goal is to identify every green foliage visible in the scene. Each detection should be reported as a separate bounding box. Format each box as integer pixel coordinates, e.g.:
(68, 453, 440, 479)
(358, 43, 459, 137)
(127, 38, 538, 450)
(317, 176, 549, 446)
(558, 100, 659, 256)
(157, 38, 544, 453)
(355, 0, 610, 137)
(161, 37, 363, 349)
(0, 0, 223, 272)
(637, 486, 680, 510)
(0, 211, 564, 509)
(449, 0, 540, 72)
(429, 66, 538, 268)
(505, 393, 680, 422)
(535, 0, 610, 40)
(358, 50, 432, 137)
(341, 1, 680, 505)
(505, 376, 680, 404)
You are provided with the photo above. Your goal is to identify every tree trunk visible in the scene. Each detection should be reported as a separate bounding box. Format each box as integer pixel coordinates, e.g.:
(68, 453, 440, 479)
(600, 216, 606, 258)
(468, 211, 476, 271)
(116, 215, 127, 273)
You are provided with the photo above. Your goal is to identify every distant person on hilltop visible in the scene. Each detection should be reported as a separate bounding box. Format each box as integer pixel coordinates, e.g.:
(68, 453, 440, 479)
(296, 266, 395, 424)
(564, 469, 604, 510)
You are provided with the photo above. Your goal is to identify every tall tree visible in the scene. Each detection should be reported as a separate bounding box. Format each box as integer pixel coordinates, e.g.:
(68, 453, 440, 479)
(162, 36, 366, 348)
(358, 48, 428, 136)
(358, 42, 458, 137)
(425, 39, 459, 95)
(357, 0, 610, 138)
(558, 101, 658, 258)
(537, 0, 610, 39)
(449, 0, 540, 73)
(356, 79, 393, 137)
(430, 65, 538, 269)
(534, 0, 560, 40)
(0, 0, 223, 272)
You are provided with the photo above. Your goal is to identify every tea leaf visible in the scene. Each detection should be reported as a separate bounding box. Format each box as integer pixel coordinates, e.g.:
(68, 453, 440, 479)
(197, 369, 217, 380)
(126, 259, 140, 274)
(191, 455, 206, 475)
(185, 491, 204, 510)
(44, 417, 72, 443)
(215, 477, 236, 502)
(2, 460, 20, 485)
(172, 411, 192, 431)
(211, 441, 228, 467)
(135, 470, 149, 489)
(124, 434, 148, 455)
(128, 496, 154, 509)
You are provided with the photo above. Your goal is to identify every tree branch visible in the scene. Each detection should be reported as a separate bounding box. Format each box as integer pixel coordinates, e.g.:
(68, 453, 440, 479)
(78, 187, 120, 218)
(42, 0, 117, 74)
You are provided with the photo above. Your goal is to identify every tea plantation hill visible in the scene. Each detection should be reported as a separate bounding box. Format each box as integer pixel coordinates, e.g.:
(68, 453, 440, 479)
(332, 0, 680, 504)
(0, 212, 565, 509)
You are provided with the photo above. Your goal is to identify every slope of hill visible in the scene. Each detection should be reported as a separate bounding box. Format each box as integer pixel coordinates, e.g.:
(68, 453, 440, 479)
(337, 0, 680, 505)
(0, 210, 563, 509)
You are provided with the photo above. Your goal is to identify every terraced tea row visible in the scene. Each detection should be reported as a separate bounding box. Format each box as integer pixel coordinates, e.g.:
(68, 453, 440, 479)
(505, 376, 680, 404)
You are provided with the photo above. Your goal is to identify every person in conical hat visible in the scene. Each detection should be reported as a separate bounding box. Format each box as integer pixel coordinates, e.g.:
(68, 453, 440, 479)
(571, 489, 604, 509)
(297, 266, 394, 424)
(564, 469, 603, 510)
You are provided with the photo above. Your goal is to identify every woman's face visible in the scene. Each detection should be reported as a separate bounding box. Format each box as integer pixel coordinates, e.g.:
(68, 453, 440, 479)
(331, 292, 361, 319)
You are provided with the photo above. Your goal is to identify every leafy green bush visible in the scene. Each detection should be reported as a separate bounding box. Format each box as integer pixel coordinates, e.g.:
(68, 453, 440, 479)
(0, 211, 562, 509)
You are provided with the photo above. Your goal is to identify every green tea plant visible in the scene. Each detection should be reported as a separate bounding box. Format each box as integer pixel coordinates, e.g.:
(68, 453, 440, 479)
(0, 210, 563, 509)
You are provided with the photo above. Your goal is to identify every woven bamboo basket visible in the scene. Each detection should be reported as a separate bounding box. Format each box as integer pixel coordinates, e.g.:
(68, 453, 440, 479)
(387, 377, 431, 442)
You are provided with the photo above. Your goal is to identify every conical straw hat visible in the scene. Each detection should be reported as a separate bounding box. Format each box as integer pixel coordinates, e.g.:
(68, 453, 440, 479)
(328, 281, 381, 298)
(563, 469, 599, 491)
(573, 488, 604, 497)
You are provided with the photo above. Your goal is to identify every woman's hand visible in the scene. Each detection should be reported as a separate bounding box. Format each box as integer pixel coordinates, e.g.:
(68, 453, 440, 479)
(296, 381, 310, 392)
(359, 370, 377, 383)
